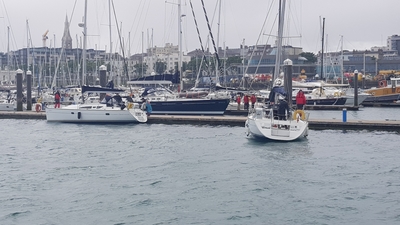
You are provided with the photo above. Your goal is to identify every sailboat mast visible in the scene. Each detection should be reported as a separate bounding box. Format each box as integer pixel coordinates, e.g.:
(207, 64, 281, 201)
(27, 20, 30, 72)
(7, 26, 10, 85)
(178, 0, 183, 92)
(215, 0, 222, 84)
(340, 35, 344, 84)
(141, 31, 144, 76)
(242, 38, 245, 89)
(273, 0, 286, 81)
(82, 0, 88, 86)
(321, 17, 325, 81)
(109, 0, 113, 79)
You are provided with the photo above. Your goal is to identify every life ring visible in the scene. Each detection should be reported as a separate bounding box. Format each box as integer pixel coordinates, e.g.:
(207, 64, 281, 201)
(292, 110, 305, 121)
(379, 80, 387, 88)
(35, 103, 41, 112)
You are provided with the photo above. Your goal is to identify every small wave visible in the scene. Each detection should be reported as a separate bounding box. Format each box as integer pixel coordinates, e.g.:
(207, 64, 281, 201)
(227, 215, 252, 220)
(137, 199, 152, 206)
(150, 180, 162, 186)
(6, 211, 30, 218)
(341, 206, 357, 211)
(252, 188, 265, 192)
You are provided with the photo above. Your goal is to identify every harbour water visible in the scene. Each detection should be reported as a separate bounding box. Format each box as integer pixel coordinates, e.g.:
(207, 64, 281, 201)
(1, 108, 400, 224)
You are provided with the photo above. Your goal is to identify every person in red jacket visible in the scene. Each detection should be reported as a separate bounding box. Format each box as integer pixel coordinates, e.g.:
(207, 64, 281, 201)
(243, 94, 249, 110)
(295, 89, 306, 110)
(250, 94, 256, 108)
(54, 91, 61, 108)
(236, 95, 241, 110)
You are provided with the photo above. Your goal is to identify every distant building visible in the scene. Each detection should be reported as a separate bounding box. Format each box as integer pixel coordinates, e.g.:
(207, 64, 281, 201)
(317, 44, 400, 80)
(143, 43, 190, 74)
(61, 15, 73, 49)
(387, 35, 400, 54)
(245, 45, 314, 78)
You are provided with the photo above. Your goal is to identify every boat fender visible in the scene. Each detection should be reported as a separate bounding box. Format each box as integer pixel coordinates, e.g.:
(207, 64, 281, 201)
(35, 103, 41, 112)
(293, 110, 305, 121)
(334, 92, 339, 97)
(77, 112, 81, 119)
(127, 102, 133, 109)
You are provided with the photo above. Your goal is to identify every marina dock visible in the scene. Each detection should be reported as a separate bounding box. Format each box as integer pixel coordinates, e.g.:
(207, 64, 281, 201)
(225, 105, 360, 116)
(1, 111, 399, 131)
(362, 102, 400, 107)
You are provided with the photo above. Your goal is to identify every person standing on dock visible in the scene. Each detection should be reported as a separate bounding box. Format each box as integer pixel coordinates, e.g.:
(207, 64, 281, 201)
(145, 99, 152, 117)
(54, 91, 61, 108)
(243, 94, 249, 110)
(236, 95, 241, 110)
(250, 94, 256, 109)
(296, 89, 306, 110)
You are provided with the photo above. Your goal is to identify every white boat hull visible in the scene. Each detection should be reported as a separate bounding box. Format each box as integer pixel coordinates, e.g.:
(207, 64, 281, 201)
(0, 103, 15, 111)
(46, 104, 147, 123)
(246, 108, 308, 141)
(344, 94, 369, 106)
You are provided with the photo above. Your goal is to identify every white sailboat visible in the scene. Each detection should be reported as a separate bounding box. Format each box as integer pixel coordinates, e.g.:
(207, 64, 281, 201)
(46, 2, 147, 123)
(46, 86, 147, 123)
(245, 0, 309, 141)
(246, 78, 309, 141)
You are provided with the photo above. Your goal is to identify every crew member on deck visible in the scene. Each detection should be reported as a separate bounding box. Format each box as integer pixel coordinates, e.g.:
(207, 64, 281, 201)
(278, 96, 290, 120)
(6, 90, 11, 103)
(54, 91, 61, 108)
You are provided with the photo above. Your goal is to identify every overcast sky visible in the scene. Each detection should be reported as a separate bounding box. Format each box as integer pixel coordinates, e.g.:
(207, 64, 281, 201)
(0, 0, 399, 55)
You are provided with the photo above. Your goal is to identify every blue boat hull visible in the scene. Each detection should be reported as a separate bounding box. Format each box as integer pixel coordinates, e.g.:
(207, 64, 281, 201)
(137, 98, 230, 115)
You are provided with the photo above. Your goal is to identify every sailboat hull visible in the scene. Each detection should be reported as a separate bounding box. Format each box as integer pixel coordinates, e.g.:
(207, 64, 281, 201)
(0, 102, 15, 111)
(305, 97, 347, 106)
(136, 98, 230, 115)
(245, 108, 308, 141)
(46, 104, 147, 123)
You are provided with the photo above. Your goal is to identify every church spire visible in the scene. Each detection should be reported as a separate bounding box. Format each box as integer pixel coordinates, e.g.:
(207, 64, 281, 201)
(62, 15, 72, 49)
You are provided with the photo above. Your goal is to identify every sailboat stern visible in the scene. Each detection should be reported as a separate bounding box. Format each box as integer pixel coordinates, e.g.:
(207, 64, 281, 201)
(246, 108, 308, 141)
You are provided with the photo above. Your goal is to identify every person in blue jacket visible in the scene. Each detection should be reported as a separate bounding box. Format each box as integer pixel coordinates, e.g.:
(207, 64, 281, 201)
(141, 99, 152, 116)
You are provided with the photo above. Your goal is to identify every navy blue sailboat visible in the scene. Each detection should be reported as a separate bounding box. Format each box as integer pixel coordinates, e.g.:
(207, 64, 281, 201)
(137, 86, 230, 115)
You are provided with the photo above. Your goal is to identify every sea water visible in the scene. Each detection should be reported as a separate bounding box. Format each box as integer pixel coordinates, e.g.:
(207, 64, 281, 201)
(0, 115, 399, 224)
